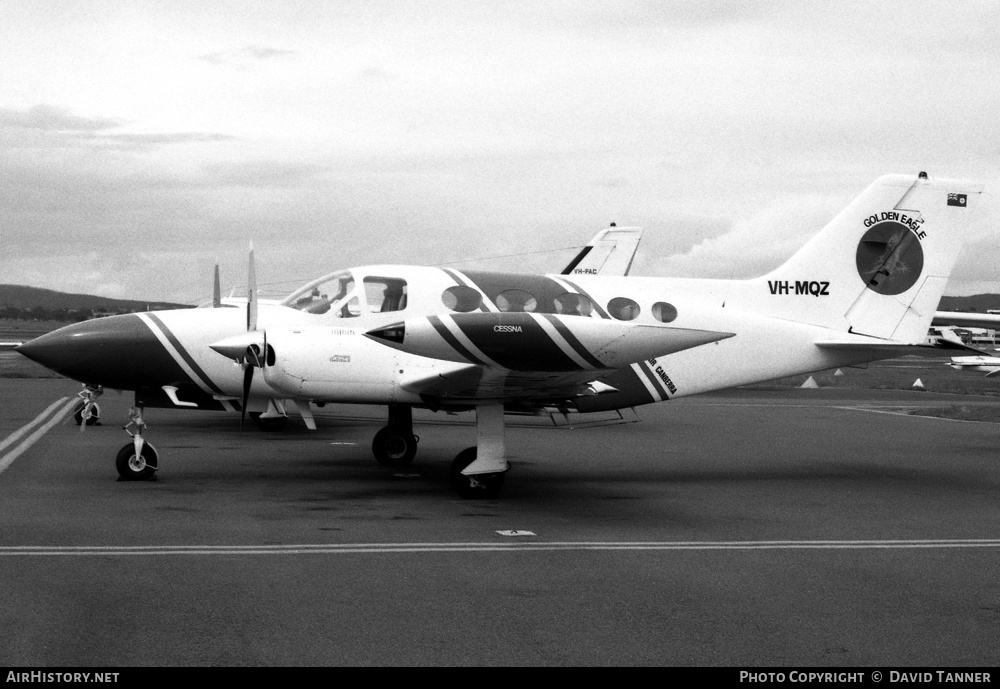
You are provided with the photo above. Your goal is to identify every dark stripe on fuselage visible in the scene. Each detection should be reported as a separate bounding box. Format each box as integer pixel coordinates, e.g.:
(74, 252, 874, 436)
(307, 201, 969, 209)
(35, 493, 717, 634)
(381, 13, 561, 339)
(540, 314, 605, 369)
(460, 271, 571, 315)
(441, 268, 491, 312)
(451, 313, 581, 371)
(558, 277, 611, 319)
(637, 361, 671, 400)
(145, 313, 225, 395)
(428, 315, 487, 366)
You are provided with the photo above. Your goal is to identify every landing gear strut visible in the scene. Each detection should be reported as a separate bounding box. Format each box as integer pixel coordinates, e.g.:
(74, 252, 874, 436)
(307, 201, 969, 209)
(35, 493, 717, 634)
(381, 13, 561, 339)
(116, 405, 158, 481)
(372, 405, 419, 468)
(449, 404, 509, 499)
(73, 384, 103, 428)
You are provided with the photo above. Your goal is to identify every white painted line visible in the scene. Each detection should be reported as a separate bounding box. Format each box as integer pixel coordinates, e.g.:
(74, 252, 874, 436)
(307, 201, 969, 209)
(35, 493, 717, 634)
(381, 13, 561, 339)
(496, 530, 536, 537)
(1, 539, 999, 557)
(0, 398, 78, 475)
(0, 397, 70, 454)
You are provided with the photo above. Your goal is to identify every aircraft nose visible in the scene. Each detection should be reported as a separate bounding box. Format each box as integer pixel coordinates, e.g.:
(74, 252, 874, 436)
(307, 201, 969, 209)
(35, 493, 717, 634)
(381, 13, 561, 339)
(16, 314, 177, 389)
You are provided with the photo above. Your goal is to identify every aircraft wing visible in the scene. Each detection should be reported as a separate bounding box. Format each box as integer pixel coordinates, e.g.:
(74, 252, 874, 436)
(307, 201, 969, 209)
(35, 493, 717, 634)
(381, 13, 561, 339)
(399, 364, 607, 406)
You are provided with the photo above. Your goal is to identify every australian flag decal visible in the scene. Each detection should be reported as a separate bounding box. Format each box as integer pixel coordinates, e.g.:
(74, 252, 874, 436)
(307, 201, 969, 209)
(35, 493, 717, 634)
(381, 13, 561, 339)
(947, 193, 967, 207)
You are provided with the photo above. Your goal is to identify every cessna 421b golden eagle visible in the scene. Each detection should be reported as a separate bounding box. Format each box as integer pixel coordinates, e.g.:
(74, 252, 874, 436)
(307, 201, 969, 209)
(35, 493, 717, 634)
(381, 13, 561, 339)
(18, 173, 983, 497)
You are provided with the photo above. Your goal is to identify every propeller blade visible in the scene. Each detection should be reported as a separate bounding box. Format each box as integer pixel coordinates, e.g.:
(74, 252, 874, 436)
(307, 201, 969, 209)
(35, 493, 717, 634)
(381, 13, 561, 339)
(241, 364, 254, 432)
(247, 244, 258, 332)
(212, 264, 221, 308)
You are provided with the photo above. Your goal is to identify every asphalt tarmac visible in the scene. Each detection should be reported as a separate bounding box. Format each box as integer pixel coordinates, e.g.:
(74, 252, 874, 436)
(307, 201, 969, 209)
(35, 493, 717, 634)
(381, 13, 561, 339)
(1, 378, 999, 667)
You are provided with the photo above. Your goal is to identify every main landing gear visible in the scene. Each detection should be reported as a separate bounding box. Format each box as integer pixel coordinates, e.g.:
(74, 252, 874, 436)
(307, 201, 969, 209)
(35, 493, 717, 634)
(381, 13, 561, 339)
(449, 404, 508, 499)
(370, 404, 510, 498)
(372, 405, 419, 468)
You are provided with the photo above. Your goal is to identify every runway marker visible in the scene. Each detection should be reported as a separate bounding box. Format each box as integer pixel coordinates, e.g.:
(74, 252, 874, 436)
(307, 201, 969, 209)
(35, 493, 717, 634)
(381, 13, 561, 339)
(0, 397, 77, 475)
(2, 539, 999, 557)
(0, 397, 70, 454)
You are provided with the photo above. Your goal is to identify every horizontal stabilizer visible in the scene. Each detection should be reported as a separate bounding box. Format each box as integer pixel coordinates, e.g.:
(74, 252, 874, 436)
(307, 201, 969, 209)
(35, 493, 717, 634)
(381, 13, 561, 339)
(816, 337, 985, 358)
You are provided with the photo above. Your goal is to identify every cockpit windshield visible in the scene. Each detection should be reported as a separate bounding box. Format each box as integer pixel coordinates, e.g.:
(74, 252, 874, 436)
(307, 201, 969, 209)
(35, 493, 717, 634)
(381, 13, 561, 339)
(281, 271, 407, 318)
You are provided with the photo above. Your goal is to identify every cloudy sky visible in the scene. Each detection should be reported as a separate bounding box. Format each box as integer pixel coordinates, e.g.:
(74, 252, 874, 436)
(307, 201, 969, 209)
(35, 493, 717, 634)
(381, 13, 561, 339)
(2, 0, 999, 303)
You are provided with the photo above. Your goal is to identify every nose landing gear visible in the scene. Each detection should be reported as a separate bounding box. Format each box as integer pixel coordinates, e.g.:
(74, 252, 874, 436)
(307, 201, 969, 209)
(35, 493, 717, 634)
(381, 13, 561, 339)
(116, 406, 158, 481)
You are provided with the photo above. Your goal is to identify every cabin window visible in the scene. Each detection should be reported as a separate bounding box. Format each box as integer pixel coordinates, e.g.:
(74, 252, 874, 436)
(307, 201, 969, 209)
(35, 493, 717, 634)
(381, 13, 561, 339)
(553, 292, 594, 317)
(442, 285, 483, 312)
(496, 289, 537, 313)
(608, 297, 640, 321)
(652, 302, 678, 323)
(364, 277, 408, 313)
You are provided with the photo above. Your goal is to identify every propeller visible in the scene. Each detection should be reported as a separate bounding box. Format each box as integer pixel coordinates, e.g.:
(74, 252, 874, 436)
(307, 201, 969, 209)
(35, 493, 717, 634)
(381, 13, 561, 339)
(208, 244, 270, 431)
(240, 245, 262, 431)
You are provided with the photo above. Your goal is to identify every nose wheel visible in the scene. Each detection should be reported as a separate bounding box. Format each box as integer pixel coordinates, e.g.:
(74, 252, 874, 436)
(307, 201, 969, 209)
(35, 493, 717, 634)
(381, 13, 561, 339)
(115, 442, 158, 481)
(116, 405, 158, 481)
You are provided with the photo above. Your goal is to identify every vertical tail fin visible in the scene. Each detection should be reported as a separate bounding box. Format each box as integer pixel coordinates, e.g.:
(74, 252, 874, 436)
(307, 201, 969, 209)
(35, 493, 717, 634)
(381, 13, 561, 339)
(743, 173, 983, 343)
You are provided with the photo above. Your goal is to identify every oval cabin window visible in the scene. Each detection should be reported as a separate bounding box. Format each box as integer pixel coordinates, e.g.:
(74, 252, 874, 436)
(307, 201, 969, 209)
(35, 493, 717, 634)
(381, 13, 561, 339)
(608, 297, 640, 321)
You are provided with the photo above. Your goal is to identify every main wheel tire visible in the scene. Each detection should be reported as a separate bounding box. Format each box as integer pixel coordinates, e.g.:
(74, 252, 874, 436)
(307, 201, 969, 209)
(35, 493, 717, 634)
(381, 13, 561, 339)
(372, 427, 418, 468)
(450, 447, 506, 499)
(73, 403, 100, 426)
(115, 442, 158, 481)
(249, 412, 288, 432)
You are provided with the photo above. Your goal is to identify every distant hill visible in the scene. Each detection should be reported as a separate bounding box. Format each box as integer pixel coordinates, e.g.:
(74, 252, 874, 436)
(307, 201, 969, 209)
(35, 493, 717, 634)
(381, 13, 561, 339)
(937, 294, 1000, 313)
(0, 284, 191, 322)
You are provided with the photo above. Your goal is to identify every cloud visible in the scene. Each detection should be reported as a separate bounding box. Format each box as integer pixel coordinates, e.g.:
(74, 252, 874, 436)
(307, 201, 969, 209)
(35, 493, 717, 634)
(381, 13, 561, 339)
(0, 105, 121, 132)
(196, 44, 296, 68)
(645, 193, 844, 280)
(0, 104, 236, 151)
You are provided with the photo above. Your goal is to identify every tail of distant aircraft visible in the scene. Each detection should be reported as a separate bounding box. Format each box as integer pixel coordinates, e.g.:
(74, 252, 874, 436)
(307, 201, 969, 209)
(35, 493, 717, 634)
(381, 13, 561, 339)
(562, 225, 643, 276)
(740, 173, 983, 343)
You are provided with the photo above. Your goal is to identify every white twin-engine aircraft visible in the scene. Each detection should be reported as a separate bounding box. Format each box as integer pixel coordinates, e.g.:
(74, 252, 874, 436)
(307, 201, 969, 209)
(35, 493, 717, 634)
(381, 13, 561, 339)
(18, 173, 983, 497)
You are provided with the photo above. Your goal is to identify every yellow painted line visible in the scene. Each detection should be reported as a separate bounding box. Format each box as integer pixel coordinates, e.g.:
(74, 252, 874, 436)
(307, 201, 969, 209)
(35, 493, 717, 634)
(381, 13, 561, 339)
(0, 398, 78, 475)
